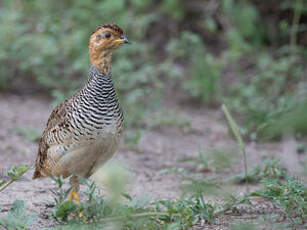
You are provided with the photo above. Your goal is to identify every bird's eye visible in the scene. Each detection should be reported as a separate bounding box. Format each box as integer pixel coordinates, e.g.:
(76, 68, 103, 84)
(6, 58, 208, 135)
(105, 32, 111, 39)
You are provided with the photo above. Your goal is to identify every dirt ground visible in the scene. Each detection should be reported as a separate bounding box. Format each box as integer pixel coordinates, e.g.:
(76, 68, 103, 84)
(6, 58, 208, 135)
(0, 94, 306, 230)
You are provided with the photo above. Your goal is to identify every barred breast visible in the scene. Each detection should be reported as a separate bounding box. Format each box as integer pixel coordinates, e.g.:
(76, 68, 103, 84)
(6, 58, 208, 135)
(37, 66, 124, 178)
(70, 66, 124, 141)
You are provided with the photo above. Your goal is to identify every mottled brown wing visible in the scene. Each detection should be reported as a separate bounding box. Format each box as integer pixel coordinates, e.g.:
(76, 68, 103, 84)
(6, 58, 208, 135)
(33, 98, 73, 179)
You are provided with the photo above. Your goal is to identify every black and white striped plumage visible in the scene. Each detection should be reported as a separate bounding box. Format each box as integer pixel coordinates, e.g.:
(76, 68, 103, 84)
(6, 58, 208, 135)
(70, 66, 124, 140)
(33, 66, 124, 179)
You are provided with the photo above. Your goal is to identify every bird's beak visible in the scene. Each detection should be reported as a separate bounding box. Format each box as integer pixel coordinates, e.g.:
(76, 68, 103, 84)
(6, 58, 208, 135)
(115, 35, 131, 44)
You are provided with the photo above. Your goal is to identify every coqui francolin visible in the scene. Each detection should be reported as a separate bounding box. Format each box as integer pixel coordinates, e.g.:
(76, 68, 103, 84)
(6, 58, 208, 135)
(33, 23, 130, 202)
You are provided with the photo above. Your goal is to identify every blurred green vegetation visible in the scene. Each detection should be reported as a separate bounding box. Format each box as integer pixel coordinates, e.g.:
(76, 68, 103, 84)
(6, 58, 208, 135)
(0, 0, 306, 140)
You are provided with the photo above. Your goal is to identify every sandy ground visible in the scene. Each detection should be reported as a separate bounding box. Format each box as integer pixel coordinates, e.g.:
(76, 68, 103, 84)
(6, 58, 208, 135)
(0, 94, 305, 229)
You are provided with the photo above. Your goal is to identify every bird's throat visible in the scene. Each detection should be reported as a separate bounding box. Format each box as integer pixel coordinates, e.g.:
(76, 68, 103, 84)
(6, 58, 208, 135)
(90, 51, 112, 76)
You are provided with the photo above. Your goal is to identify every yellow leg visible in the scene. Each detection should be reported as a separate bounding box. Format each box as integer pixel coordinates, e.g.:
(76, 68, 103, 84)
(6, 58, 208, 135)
(68, 190, 83, 218)
(68, 177, 83, 218)
(68, 190, 80, 204)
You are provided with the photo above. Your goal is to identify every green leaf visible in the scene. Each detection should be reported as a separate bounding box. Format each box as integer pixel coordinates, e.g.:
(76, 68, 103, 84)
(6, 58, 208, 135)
(0, 180, 7, 187)
(9, 200, 26, 217)
(7, 165, 31, 180)
(55, 200, 78, 220)
(0, 200, 36, 230)
(122, 193, 133, 201)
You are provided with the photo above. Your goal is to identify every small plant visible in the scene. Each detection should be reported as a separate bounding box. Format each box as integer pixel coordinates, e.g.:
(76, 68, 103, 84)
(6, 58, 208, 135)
(50, 176, 77, 221)
(232, 158, 287, 184)
(0, 200, 36, 230)
(217, 193, 252, 216)
(0, 164, 31, 193)
(253, 176, 307, 224)
(155, 194, 217, 227)
(0, 165, 35, 229)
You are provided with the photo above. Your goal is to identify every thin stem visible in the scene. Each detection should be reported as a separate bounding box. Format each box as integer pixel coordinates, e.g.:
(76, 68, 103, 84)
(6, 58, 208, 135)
(222, 104, 248, 188)
(0, 165, 31, 193)
(0, 180, 15, 193)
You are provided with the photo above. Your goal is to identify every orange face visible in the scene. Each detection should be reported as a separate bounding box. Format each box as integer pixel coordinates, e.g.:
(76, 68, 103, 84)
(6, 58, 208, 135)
(89, 25, 129, 53)
(89, 24, 129, 74)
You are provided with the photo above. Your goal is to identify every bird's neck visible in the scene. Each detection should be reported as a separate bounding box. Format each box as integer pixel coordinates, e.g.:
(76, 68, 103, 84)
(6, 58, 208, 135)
(90, 51, 112, 76)
(83, 65, 115, 100)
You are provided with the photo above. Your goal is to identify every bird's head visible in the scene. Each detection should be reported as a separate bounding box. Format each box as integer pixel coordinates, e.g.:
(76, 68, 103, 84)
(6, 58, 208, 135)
(89, 23, 130, 75)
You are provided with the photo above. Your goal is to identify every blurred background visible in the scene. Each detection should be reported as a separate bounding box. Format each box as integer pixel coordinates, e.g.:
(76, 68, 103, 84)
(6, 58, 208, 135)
(0, 0, 307, 141)
(0, 1, 306, 228)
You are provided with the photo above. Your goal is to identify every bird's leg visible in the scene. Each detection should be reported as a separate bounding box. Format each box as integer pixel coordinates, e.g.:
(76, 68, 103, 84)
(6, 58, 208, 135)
(68, 175, 80, 204)
(68, 189, 79, 204)
(68, 175, 83, 218)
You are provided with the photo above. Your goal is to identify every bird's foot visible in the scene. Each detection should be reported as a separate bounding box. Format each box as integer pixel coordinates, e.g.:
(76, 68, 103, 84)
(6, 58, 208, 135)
(68, 190, 83, 218)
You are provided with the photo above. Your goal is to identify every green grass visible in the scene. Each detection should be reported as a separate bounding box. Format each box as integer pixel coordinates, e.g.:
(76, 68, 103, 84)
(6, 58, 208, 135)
(49, 176, 218, 229)
(0, 141, 306, 230)
(231, 158, 287, 184)
(47, 166, 307, 229)
(252, 176, 307, 224)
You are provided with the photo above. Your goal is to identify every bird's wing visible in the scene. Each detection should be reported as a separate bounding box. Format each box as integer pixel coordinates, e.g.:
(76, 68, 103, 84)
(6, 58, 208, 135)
(33, 98, 74, 178)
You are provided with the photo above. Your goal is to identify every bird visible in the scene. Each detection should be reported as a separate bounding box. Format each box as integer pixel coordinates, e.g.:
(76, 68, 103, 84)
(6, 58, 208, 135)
(33, 23, 130, 203)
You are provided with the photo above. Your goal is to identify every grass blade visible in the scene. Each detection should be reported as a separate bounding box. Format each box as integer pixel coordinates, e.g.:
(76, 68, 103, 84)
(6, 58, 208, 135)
(222, 104, 248, 186)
